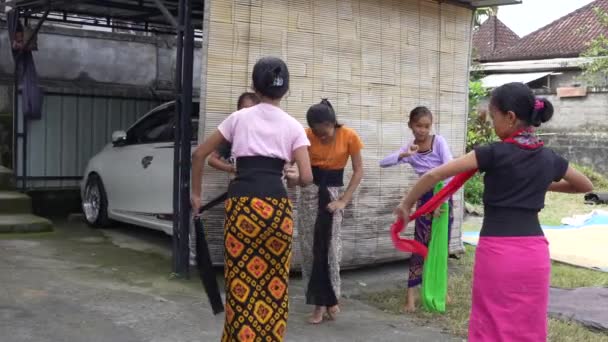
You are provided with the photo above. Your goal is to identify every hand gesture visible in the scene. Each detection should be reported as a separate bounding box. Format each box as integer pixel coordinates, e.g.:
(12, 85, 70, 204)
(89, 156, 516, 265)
(399, 144, 419, 160)
(283, 163, 299, 187)
(433, 207, 445, 218)
(191, 194, 202, 216)
(327, 199, 346, 213)
(394, 203, 411, 225)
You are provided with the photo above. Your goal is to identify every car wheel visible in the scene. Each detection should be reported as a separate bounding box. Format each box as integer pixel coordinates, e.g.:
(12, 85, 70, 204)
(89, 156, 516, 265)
(82, 174, 111, 228)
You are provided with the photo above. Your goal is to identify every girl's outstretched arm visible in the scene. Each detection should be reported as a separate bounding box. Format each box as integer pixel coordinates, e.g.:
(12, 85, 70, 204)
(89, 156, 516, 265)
(396, 151, 478, 220)
(549, 167, 593, 193)
(379, 144, 415, 168)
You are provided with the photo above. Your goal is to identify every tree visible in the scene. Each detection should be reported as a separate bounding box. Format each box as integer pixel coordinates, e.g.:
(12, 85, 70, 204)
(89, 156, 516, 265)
(467, 80, 495, 152)
(467, 61, 495, 152)
(465, 68, 496, 206)
(581, 7, 608, 86)
(473, 7, 499, 28)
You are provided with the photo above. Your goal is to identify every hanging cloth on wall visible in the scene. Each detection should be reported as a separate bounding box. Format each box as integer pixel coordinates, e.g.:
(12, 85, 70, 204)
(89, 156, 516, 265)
(7, 10, 43, 120)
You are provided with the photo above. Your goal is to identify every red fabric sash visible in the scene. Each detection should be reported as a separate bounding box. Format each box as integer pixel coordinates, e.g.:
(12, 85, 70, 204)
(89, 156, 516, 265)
(391, 129, 543, 257)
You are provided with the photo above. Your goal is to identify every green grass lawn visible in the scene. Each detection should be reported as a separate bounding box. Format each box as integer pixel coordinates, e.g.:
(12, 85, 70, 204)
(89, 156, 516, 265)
(359, 192, 608, 341)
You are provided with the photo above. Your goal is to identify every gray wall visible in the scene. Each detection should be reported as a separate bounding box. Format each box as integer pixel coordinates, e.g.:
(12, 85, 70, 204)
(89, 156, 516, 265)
(549, 71, 583, 89)
(542, 91, 608, 132)
(537, 89, 608, 177)
(15, 93, 161, 189)
(0, 23, 202, 93)
(543, 132, 608, 176)
(0, 23, 200, 187)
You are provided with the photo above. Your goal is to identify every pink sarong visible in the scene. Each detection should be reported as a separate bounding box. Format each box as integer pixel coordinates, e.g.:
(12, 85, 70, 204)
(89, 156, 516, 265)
(469, 236, 550, 342)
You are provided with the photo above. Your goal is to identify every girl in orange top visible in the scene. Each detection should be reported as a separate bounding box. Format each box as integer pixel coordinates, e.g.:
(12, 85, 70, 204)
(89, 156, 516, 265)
(296, 99, 364, 324)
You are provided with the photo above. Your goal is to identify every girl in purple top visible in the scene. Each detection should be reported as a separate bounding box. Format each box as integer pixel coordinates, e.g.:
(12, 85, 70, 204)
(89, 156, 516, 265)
(379, 106, 455, 312)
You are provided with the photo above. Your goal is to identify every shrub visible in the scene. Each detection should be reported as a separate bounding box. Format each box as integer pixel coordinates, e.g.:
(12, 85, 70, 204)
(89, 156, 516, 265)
(464, 172, 484, 206)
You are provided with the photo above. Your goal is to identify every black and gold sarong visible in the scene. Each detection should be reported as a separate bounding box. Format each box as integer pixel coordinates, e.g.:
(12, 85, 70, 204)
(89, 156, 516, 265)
(221, 157, 293, 342)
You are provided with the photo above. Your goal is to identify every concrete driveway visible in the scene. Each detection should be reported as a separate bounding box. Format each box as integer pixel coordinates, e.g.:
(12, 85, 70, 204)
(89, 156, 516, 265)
(0, 219, 458, 342)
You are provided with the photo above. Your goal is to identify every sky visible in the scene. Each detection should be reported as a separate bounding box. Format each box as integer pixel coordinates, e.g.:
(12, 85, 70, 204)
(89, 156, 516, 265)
(497, 0, 596, 37)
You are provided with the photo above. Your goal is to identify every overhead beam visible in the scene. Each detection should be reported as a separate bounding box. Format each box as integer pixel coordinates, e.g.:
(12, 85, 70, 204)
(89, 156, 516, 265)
(22, 7, 49, 50)
(151, 0, 177, 28)
(6, 0, 204, 30)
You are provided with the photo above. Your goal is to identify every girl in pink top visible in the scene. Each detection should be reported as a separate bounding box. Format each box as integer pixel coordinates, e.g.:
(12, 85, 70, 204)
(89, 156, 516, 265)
(191, 57, 313, 342)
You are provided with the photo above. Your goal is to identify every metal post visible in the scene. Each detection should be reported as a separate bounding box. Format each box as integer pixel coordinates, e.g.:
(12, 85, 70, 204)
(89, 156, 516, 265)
(8, 9, 26, 191)
(178, 0, 195, 279)
(21, 89, 26, 192)
(171, 0, 188, 278)
(13, 8, 49, 191)
(8, 7, 19, 184)
(12, 57, 18, 176)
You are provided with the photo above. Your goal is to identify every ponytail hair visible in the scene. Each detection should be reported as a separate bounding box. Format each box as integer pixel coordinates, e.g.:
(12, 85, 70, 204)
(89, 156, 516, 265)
(306, 98, 343, 128)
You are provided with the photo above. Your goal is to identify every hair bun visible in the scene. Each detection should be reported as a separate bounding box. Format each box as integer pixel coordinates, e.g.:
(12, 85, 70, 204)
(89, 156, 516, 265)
(532, 98, 554, 126)
(320, 98, 333, 109)
(251, 56, 289, 99)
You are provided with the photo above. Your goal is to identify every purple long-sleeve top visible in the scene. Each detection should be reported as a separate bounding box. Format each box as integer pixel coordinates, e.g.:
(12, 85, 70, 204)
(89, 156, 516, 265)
(379, 135, 453, 176)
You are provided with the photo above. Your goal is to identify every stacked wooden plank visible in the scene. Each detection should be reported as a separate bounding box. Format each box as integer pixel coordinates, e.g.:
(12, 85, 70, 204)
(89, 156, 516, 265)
(199, 0, 473, 268)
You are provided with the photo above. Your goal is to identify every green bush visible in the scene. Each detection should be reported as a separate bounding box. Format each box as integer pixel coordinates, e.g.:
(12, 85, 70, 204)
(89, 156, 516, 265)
(466, 114, 497, 152)
(466, 80, 496, 152)
(464, 173, 484, 205)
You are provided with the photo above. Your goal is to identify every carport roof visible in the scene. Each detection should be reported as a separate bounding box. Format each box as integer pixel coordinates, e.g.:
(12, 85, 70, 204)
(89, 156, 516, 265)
(2, 0, 204, 35)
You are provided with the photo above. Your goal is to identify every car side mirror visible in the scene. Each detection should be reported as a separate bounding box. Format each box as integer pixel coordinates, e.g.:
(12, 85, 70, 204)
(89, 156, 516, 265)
(112, 131, 127, 146)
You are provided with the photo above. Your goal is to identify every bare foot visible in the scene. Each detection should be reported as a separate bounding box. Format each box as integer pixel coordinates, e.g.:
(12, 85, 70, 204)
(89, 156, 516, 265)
(404, 303, 417, 313)
(326, 305, 340, 320)
(402, 287, 418, 313)
(447, 294, 453, 305)
(308, 306, 325, 324)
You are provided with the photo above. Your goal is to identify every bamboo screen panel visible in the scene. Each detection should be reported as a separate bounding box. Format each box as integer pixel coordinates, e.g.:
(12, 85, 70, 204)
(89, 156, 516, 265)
(199, 0, 473, 268)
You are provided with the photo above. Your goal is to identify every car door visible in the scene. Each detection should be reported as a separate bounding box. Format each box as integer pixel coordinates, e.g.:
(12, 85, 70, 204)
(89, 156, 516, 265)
(102, 103, 176, 218)
(141, 103, 200, 221)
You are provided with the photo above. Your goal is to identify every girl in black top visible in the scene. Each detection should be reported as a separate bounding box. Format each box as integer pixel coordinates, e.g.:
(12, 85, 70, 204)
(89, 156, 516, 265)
(395, 82, 592, 342)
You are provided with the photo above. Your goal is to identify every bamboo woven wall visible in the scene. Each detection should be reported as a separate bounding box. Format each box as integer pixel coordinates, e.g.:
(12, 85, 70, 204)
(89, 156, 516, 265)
(199, 0, 473, 268)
